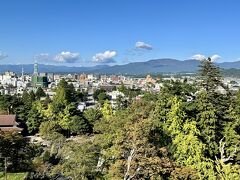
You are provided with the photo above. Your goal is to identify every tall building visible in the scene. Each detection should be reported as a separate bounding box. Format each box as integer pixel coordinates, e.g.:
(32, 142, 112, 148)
(32, 61, 48, 88)
(34, 61, 38, 75)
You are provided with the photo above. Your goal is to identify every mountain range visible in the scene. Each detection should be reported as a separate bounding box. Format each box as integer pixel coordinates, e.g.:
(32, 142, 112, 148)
(2, 59, 240, 75)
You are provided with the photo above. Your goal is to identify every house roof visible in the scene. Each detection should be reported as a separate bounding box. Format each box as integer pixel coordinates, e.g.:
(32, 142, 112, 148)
(0, 115, 17, 126)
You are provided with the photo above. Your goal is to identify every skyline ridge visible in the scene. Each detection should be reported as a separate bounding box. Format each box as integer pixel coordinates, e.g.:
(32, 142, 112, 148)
(1, 58, 240, 75)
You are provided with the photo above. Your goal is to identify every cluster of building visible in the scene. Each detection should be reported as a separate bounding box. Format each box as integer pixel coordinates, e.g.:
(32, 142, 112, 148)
(0, 62, 163, 96)
(1, 62, 240, 134)
(0, 62, 162, 133)
(0, 62, 239, 97)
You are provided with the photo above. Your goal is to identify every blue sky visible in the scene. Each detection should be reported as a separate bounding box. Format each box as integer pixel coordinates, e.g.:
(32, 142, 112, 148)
(0, 0, 240, 66)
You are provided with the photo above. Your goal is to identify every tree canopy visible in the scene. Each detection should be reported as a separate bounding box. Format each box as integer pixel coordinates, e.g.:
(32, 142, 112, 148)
(0, 58, 239, 179)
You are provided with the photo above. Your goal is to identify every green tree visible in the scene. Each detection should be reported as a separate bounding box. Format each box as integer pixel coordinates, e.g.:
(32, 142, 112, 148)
(39, 121, 62, 139)
(101, 100, 113, 121)
(199, 57, 222, 94)
(58, 103, 91, 135)
(164, 97, 185, 137)
(51, 140, 101, 179)
(35, 87, 46, 100)
(29, 90, 36, 102)
(0, 131, 35, 172)
(76, 89, 88, 102)
(0, 95, 16, 114)
(172, 121, 215, 179)
(26, 101, 44, 134)
(97, 92, 111, 105)
(52, 79, 77, 113)
(162, 80, 197, 98)
(95, 100, 196, 179)
(21, 91, 34, 110)
(83, 108, 102, 125)
(93, 89, 106, 101)
(118, 84, 141, 101)
(195, 91, 218, 157)
(222, 100, 240, 163)
(118, 83, 127, 94)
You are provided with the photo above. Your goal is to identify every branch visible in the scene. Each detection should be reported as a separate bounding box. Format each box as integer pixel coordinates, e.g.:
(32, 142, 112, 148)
(124, 149, 135, 180)
(219, 137, 225, 160)
(96, 156, 105, 171)
(218, 137, 238, 164)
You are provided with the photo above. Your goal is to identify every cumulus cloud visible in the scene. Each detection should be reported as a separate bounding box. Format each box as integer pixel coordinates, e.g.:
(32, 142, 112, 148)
(92, 50, 117, 63)
(191, 54, 221, 61)
(0, 52, 8, 60)
(135, 41, 153, 50)
(191, 54, 206, 61)
(35, 51, 80, 63)
(211, 54, 221, 61)
(54, 51, 79, 63)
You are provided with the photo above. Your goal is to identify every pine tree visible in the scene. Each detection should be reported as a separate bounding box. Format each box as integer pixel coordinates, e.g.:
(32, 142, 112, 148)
(222, 94, 240, 164)
(164, 97, 185, 137)
(195, 91, 218, 157)
(199, 57, 222, 94)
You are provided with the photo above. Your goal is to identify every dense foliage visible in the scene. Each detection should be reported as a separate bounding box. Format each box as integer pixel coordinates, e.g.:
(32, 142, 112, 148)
(0, 58, 239, 179)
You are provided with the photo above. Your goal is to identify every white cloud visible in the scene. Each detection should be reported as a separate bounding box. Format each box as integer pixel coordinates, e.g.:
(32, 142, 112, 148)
(92, 50, 117, 63)
(54, 51, 79, 63)
(35, 51, 80, 63)
(0, 52, 8, 60)
(211, 54, 221, 61)
(135, 41, 152, 50)
(191, 54, 206, 61)
(191, 54, 221, 62)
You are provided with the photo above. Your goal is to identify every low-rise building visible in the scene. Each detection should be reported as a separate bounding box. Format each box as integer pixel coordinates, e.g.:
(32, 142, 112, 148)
(0, 115, 23, 133)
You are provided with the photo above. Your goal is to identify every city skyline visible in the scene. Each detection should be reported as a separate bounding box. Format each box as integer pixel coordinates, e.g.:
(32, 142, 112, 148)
(1, 0, 240, 66)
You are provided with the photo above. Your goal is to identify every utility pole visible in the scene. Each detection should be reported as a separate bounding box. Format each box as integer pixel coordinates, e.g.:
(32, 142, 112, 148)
(4, 157, 7, 180)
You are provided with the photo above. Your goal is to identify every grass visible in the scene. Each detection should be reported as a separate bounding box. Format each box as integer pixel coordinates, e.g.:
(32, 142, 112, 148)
(0, 172, 27, 180)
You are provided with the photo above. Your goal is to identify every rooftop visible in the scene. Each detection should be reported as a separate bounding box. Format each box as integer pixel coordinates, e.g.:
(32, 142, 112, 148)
(0, 115, 17, 126)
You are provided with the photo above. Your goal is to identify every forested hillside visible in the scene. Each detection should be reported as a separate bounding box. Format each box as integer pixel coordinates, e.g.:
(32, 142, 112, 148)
(0, 58, 239, 179)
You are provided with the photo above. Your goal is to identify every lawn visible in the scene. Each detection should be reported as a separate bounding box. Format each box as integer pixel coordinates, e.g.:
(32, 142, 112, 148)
(0, 172, 27, 180)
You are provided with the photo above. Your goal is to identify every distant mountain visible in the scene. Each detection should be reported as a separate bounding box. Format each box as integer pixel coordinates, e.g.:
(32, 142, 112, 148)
(91, 59, 240, 75)
(1, 59, 240, 75)
(218, 61, 240, 69)
(91, 59, 201, 74)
